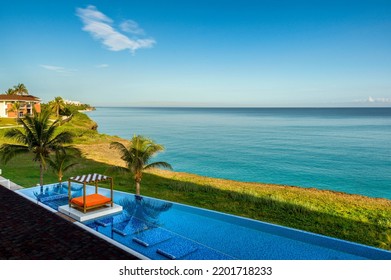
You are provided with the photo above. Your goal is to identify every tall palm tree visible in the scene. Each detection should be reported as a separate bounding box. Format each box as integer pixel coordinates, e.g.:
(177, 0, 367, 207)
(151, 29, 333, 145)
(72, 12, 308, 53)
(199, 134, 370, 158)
(50, 96, 65, 118)
(13, 83, 29, 95)
(47, 150, 79, 185)
(110, 135, 173, 195)
(0, 110, 74, 186)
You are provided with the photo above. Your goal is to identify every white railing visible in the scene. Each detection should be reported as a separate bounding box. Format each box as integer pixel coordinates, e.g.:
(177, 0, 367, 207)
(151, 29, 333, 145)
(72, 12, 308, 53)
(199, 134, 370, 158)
(0, 178, 11, 189)
(0, 169, 11, 189)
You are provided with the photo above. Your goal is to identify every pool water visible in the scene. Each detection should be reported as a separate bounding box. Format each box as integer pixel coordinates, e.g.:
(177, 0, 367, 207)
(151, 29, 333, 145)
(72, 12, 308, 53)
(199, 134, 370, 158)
(17, 184, 391, 260)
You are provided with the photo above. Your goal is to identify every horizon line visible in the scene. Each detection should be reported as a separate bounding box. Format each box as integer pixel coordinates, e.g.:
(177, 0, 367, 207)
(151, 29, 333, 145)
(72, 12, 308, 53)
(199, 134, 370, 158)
(92, 105, 391, 109)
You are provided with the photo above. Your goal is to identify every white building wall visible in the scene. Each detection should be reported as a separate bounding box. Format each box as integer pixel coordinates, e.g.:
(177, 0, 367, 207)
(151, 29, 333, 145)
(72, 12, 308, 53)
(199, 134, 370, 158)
(0, 102, 7, 117)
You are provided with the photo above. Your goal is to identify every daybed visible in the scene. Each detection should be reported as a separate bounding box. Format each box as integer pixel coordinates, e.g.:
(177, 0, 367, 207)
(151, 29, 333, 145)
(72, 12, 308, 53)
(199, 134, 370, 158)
(68, 173, 114, 213)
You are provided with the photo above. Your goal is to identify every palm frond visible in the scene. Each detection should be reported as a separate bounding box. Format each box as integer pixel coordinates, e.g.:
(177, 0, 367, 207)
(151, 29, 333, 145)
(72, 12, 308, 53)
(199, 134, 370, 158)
(4, 128, 28, 144)
(47, 154, 79, 174)
(144, 143, 164, 157)
(48, 131, 74, 146)
(109, 165, 132, 174)
(110, 141, 132, 161)
(63, 146, 82, 157)
(144, 161, 173, 171)
(0, 144, 30, 163)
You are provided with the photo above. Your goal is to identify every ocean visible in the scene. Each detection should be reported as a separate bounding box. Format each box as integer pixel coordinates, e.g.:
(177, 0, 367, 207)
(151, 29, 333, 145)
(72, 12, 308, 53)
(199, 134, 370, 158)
(86, 107, 391, 199)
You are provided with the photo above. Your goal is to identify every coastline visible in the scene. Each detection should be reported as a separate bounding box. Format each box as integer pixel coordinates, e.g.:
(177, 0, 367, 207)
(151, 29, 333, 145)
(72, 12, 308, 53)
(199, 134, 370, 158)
(80, 110, 391, 203)
(86, 106, 391, 200)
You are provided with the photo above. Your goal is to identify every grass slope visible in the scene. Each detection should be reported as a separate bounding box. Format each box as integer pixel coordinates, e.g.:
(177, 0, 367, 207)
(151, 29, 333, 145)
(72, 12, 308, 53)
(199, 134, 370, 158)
(0, 112, 390, 250)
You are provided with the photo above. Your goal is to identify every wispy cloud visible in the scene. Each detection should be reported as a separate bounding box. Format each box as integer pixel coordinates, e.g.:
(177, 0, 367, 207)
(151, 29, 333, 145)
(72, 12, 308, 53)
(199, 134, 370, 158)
(76, 5, 155, 54)
(95, 64, 109, 68)
(355, 96, 391, 103)
(120, 20, 145, 35)
(40, 64, 77, 74)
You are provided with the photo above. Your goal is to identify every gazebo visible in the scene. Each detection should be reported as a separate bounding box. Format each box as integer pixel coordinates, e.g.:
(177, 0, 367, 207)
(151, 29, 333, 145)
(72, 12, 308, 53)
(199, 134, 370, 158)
(68, 173, 113, 213)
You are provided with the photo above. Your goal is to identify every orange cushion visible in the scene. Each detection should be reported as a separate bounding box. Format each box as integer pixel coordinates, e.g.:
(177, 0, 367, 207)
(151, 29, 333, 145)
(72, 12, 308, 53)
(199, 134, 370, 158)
(71, 194, 111, 207)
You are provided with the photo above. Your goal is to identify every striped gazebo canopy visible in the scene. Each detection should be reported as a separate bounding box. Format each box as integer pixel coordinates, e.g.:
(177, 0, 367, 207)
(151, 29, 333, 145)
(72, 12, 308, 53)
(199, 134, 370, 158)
(69, 173, 111, 184)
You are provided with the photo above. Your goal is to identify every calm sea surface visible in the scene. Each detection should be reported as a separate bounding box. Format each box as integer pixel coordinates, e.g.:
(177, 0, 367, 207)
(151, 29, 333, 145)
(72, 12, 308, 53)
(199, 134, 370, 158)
(86, 107, 391, 199)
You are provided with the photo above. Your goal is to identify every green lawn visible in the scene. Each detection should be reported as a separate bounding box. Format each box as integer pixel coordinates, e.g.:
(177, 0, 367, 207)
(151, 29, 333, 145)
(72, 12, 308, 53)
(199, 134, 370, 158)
(0, 118, 18, 127)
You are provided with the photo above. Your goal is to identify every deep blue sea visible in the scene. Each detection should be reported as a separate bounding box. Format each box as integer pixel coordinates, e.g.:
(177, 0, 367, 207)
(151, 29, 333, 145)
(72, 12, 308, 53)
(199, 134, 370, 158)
(86, 107, 391, 199)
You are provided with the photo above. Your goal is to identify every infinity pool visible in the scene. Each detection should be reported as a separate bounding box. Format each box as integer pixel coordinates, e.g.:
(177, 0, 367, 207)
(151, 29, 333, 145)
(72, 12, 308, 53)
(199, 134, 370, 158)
(17, 184, 391, 260)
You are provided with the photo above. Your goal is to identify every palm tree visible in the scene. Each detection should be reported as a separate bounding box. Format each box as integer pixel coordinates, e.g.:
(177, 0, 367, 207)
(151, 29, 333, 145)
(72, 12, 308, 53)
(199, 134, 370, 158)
(13, 83, 29, 95)
(50, 96, 65, 118)
(110, 135, 173, 195)
(5, 88, 15, 95)
(47, 150, 79, 185)
(0, 110, 74, 186)
(8, 101, 21, 118)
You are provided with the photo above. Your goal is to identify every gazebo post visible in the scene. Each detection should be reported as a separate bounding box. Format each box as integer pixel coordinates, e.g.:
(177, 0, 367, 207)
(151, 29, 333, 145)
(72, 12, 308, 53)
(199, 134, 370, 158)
(68, 179, 71, 207)
(110, 177, 113, 207)
(95, 181, 98, 194)
(83, 182, 86, 213)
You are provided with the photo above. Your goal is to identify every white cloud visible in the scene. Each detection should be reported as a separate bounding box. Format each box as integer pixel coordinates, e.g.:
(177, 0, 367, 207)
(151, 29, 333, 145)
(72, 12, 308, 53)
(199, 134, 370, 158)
(355, 96, 391, 103)
(96, 64, 109, 68)
(40, 64, 77, 74)
(76, 5, 155, 54)
(120, 20, 145, 35)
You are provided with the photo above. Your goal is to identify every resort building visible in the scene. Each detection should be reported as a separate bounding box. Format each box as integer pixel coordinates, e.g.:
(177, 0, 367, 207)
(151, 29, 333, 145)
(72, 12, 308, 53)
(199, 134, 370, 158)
(0, 94, 41, 118)
(64, 99, 81, 106)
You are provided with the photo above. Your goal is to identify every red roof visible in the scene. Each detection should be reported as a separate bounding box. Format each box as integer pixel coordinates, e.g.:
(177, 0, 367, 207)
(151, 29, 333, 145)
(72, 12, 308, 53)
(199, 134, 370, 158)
(0, 94, 41, 102)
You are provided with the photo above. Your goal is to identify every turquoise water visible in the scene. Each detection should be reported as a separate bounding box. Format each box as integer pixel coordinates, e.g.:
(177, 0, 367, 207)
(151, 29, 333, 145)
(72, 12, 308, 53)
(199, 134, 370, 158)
(86, 107, 391, 199)
(17, 185, 391, 260)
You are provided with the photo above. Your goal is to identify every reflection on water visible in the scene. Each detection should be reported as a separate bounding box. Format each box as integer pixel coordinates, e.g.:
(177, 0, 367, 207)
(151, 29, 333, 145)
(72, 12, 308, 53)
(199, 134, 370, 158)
(117, 195, 172, 232)
(86, 195, 173, 237)
(33, 182, 83, 201)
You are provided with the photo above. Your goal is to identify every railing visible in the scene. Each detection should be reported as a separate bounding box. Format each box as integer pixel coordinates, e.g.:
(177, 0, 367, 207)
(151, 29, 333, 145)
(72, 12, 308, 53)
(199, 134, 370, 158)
(0, 170, 12, 189)
(0, 178, 11, 189)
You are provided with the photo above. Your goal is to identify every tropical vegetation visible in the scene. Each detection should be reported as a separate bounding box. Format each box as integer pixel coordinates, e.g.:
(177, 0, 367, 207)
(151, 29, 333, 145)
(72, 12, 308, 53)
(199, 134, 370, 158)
(8, 101, 21, 119)
(0, 109, 76, 186)
(47, 150, 79, 184)
(49, 96, 65, 118)
(110, 135, 173, 195)
(3, 83, 29, 95)
(13, 83, 29, 95)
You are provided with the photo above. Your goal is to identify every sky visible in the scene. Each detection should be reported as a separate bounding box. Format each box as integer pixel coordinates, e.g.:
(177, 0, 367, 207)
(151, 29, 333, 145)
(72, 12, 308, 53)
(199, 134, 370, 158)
(1, 0, 390, 107)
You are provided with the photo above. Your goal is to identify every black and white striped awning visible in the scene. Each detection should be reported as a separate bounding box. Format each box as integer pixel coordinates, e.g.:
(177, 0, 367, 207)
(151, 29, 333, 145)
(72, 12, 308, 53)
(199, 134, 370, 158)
(69, 173, 111, 183)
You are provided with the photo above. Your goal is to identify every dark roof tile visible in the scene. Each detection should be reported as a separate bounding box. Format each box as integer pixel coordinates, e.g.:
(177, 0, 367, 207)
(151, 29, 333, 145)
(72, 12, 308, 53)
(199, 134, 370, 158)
(0, 186, 139, 260)
(0, 94, 41, 102)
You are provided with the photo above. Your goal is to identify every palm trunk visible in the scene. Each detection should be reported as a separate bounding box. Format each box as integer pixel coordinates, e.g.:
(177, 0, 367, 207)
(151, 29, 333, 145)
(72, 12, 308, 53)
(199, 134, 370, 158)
(39, 163, 44, 187)
(135, 180, 141, 195)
